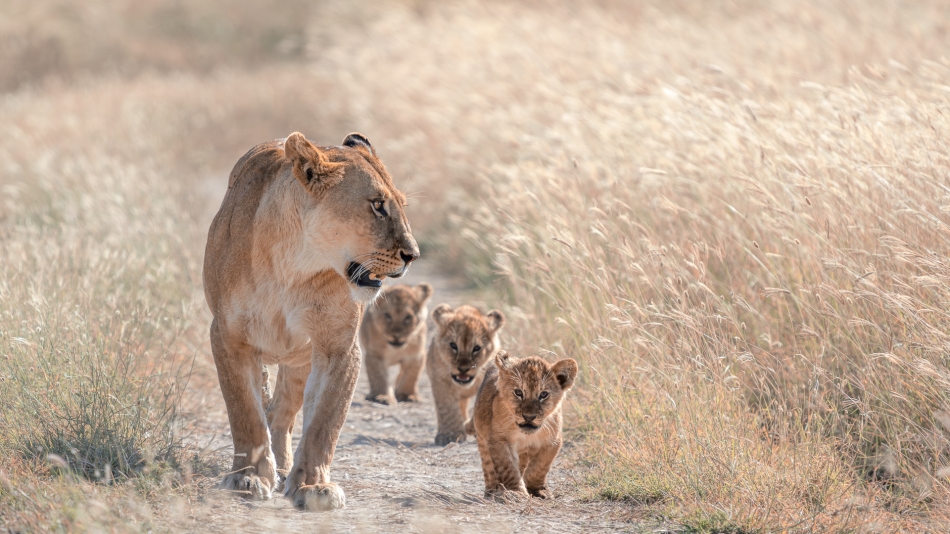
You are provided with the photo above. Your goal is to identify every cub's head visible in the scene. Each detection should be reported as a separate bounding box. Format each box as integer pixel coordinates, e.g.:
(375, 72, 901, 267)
(494, 351, 578, 435)
(368, 283, 433, 346)
(431, 304, 505, 386)
(283, 132, 419, 301)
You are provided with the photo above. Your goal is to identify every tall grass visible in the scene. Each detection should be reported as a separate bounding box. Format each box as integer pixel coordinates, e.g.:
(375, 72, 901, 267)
(446, 14, 950, 534)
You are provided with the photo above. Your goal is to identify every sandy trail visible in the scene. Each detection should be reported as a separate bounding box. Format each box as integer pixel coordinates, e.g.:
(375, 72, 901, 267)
(169, 178, 631, 532)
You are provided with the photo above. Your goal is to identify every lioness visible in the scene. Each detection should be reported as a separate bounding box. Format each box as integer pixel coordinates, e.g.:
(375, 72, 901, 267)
(203, 132, 418, 510)
(466, 351, 578, 499)
(426, 304, 504, 445)
(359, 283, 432, 405)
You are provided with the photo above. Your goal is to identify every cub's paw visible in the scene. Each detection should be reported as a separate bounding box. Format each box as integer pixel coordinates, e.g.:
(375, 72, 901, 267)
(528, 486, 551, 499)
(434, 431, 466, 446)
(219, 472, 273, 500)
(289, 483, 346, 511)
(366, 393, 396, 406)
(395, 392, 420, 403)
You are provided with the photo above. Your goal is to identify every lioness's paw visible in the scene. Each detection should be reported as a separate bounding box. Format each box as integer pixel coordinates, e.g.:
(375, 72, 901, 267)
(395, 392, 420, 403)
(219, 472, 273, 500)
(366, 393, 396, 406)
(434, 431, 466, 446)
(290, 483, 346, 511)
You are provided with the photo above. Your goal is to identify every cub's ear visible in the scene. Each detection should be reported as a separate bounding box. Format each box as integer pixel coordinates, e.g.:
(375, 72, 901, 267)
(414, 283, 433, 305)
(486, 310, 505, 332)
(342, 132, 376, 157)
(431, 304, 453, 327)
(551, 358, 578, 391)
(494, 350, 513, 371)
(285, 132, 345, 194)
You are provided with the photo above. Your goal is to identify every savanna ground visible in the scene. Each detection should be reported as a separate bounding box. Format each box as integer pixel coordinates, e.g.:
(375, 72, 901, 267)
(3, 0, 950, 532)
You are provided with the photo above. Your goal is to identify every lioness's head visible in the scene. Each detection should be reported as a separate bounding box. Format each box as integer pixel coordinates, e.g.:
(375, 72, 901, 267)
(431, 304, 505, 385)
(283, 132, 419, 301)
(494, 351, 578, 435)
(368, 283, 433, 346)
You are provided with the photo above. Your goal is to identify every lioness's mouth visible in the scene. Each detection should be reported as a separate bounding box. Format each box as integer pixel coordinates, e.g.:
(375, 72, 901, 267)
(451, 373, 475, 385)
(346, 262, 385, 288)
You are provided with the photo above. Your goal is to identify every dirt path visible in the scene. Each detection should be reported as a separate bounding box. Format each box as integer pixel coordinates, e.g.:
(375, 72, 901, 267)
(171, 181, 634, 533)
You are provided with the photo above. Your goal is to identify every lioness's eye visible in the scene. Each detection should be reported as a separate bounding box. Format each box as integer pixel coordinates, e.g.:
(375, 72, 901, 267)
(472, 345, 481, 354)
(449, 342, 458, 352)
(539, 391, 549, 400)
(514, 389, 523, 398)
(371, 199, 387, 216)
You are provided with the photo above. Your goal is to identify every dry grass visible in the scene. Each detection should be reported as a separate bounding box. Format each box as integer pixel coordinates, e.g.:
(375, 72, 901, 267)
(3, 0, 950, 531)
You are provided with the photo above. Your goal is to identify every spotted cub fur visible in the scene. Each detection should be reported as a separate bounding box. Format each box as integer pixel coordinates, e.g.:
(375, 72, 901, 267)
(466, 351, 578, 499)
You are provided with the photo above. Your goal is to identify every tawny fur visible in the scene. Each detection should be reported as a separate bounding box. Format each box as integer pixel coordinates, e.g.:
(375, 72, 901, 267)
(425, 304, 505, 445)
(203, 132, 419, 511)
(468, 351, 578, 499)
(359, 283, 432, 405)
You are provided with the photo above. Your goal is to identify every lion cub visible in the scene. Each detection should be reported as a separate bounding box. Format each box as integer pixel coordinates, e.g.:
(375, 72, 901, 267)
(360, 283, 432, 405)
(426, 304, 505, 445)
(466, 351, 578, 499)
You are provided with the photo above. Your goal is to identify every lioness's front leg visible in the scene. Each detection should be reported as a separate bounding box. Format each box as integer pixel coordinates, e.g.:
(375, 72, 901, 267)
(284, 345, 361, 511)
(266, 363, 309, 480)
(210, 319, 278, 499)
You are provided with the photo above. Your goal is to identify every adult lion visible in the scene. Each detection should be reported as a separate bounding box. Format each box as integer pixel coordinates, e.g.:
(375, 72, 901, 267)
(203, 132, 419, 510)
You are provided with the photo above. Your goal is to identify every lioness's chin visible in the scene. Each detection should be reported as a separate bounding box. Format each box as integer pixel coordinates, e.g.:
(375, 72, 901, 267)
(350, 285, 383, 303)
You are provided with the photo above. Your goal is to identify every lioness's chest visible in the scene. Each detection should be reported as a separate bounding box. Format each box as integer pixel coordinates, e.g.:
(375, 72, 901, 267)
(235, 273, 360, 365)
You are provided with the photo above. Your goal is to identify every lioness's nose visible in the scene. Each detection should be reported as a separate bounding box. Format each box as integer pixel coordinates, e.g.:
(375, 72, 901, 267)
(400, 249, 419, 265)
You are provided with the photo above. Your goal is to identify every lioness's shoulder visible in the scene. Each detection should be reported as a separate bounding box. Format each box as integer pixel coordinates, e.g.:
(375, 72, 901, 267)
(227, 139, 288, 189)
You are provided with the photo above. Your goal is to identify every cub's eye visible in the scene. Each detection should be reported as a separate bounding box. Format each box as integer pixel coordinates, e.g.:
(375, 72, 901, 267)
(384, 313, 392, 321)
(371, 199, 387, 216)
(449, 342, 458, 352)
(472, 345, 481, 354)
(514, 389, 523, 399)
(539, 391, 549, 400)
(403, 315, 412, 325)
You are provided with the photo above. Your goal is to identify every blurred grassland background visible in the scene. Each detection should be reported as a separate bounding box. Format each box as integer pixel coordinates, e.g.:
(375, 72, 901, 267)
(2, 0, 950, 531)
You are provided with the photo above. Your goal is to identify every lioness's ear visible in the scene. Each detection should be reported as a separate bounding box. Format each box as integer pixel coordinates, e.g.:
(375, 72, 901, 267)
(342, 132, 376, 157)
(494, 350, 512, 370)
(551, 358, 578, 391)
(486, 310, 505, 332)
(285, 132, 345, 193)
(414, 283, 433, 305)
(431, 304, 453, 327)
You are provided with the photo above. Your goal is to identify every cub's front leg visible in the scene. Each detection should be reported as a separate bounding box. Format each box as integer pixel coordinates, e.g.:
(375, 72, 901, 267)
(283, 343, 361, 511)
(521, 443, 560, 499)
(486, 439, 527, 498)
(431, 375, 469, 445)
(363, 347, 396, 405)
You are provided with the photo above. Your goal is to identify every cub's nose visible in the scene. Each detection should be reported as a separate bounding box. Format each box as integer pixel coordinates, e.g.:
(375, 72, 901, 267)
(522, 414, 538, 423)
(457, 363, 473, 374)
